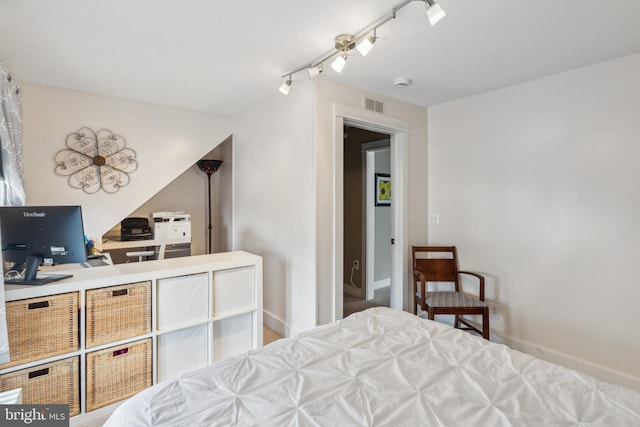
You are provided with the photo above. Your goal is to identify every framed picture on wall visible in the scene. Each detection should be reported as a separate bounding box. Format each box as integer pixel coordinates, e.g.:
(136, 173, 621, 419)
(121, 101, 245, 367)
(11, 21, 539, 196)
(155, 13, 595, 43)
(375, 173, 391, 206)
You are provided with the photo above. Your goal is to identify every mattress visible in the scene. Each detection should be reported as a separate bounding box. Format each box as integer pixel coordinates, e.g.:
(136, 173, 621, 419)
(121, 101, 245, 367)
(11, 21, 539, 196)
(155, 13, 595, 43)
(105, 307, 640, 426)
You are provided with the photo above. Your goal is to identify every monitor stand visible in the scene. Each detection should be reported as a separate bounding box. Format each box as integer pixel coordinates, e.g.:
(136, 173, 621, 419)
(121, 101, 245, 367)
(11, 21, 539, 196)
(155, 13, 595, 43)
(4, 255, 73, 286)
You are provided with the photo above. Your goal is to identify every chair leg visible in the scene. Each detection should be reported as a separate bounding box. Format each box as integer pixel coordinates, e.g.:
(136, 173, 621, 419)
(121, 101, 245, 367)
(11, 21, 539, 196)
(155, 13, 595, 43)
(482, 308, 490, 340)
(428, 309, 435, 321)
(454, 315, 460, 329)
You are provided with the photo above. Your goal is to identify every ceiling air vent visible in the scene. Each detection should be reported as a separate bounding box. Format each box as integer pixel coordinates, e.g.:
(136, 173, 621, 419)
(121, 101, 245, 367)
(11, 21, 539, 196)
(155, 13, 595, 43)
(364, 97, 384, 114)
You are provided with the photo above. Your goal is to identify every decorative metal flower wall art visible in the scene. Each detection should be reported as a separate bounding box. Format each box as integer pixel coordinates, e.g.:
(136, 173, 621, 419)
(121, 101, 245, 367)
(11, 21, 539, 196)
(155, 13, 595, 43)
(55, 127, 138, 194)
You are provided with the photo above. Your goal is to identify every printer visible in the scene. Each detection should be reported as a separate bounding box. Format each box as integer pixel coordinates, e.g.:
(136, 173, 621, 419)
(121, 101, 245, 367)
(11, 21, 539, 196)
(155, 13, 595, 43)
(120, 217, 152, 241)
(151, 211, 191, 240)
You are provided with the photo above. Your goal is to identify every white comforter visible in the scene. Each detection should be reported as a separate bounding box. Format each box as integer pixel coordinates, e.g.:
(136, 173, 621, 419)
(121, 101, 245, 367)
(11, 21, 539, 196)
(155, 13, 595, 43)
(105, 307, 640, 426)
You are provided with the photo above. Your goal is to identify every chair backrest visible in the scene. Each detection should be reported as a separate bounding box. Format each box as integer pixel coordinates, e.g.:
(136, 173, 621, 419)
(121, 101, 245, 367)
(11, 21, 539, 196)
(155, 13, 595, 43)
(412, 246, 460, 291)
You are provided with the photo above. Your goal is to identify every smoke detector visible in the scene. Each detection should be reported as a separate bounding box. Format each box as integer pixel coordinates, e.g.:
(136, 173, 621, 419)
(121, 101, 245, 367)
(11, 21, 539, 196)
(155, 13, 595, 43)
(393, 77, 412, 87)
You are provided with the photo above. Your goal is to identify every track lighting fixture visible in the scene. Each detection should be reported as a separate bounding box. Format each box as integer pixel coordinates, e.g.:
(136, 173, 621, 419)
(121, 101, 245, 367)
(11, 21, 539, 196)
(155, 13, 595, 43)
(279, 0, 446, 94)
(279, 75, 292, 95)
(425, 0, 446, 26)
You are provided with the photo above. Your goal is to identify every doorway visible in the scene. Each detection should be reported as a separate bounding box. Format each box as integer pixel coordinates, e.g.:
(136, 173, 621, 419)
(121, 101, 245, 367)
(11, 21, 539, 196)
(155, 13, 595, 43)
(332, 104, 409, 322)
(343, 125, 391, 317)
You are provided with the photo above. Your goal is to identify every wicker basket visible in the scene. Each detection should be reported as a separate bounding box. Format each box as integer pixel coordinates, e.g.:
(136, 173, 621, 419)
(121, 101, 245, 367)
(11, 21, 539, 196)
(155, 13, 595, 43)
(86, 281, 151, 348)
(0, 356, 80, 416)
(86, 338, 152, 411)
(0, 292, 79, 369)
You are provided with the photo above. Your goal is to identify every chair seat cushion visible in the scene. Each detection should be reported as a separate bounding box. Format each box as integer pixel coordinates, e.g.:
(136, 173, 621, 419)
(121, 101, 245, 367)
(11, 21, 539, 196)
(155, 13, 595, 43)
(425, 291, 486, 308)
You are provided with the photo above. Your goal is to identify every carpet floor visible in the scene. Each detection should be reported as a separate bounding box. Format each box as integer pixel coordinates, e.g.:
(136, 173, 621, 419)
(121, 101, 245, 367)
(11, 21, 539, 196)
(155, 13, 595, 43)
(343, 286, 390, 318)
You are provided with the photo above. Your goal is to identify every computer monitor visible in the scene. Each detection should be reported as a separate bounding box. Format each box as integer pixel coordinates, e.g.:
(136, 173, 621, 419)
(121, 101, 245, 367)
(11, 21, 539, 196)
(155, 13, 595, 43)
(0, 205, 87, 285)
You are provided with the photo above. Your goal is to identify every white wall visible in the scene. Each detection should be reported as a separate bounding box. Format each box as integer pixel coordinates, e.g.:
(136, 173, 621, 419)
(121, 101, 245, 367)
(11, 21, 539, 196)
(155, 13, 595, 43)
(20, 82, 232, 239)
(233, 78, 429, 334)
(126, 137, 233, 256)
(123, 165, 207, 255)
(211, 137, 234, 254)
(428, 53, 640, 389)
(232, 81, 317, 335)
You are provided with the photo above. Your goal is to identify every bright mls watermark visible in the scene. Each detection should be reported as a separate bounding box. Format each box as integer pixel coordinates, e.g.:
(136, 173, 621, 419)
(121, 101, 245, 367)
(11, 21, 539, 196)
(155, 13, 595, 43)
(1, 405, 69, 426)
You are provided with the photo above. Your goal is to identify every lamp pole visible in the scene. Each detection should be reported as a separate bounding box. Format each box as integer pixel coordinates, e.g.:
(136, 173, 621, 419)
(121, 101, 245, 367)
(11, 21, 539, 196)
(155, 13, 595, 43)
(205, 170, 213, 254)
(197, 159, 223, 254)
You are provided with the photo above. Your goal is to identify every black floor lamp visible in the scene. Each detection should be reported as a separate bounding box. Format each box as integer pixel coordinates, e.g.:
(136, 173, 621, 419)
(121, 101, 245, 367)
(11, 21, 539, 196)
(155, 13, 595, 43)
(197, 159, 223, 254)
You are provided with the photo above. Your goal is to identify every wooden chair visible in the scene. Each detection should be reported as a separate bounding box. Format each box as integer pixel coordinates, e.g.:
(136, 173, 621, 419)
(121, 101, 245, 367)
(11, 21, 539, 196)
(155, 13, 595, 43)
(412, 246, 489, 339)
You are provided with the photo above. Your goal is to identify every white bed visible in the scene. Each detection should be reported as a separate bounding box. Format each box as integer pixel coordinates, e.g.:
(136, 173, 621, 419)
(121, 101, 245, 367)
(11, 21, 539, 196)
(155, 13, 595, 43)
(105, 307, 640, 426)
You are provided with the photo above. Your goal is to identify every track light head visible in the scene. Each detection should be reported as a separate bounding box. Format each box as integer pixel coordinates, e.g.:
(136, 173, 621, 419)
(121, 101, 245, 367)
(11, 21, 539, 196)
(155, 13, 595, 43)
(279, 76, 292, 95)
(425, 0, 446, 26)
(356, 30, 377, 57)
(331, 53, 347, 73)
(307, 63, 323, 79)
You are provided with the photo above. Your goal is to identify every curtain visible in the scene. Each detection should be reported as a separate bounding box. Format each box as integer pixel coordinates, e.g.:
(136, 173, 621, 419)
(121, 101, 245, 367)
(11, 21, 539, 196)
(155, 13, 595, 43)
(0, 61, 25, 206)
(0, 253, 7, 364)
(0, 60, 25, 364)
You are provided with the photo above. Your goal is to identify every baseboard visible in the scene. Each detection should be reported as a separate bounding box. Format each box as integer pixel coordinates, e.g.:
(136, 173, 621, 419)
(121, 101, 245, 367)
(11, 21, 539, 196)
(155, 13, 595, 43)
(373, 278, 390, 290)
(417, 311, 640, 391)
(263, 309, 295, 339)
(499, 335, 640, 392)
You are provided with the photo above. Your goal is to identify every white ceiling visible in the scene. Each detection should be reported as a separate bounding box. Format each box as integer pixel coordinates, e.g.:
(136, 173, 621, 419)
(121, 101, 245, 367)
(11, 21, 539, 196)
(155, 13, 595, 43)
(1, 0, 639, 116)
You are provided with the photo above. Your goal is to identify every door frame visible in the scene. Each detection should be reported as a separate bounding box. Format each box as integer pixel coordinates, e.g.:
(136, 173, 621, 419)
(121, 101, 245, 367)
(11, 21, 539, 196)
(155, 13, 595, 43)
(333, 104, 409, 320)
(365, 144, 391, 300)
